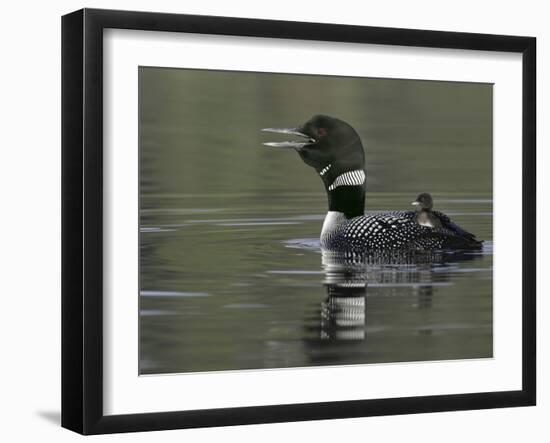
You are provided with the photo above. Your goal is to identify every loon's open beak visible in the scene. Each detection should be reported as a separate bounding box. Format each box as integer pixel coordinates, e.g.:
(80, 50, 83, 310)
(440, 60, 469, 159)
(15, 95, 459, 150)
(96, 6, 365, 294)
(261, 127, 315, 149)
(411, 201, 420, 206)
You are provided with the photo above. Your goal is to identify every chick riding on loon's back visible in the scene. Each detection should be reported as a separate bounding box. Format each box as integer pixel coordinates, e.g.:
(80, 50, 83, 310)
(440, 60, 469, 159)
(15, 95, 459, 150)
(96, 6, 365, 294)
(262, 115, 482, 251)
(412, 192, 479, 242)
(412, 193, 442, 228)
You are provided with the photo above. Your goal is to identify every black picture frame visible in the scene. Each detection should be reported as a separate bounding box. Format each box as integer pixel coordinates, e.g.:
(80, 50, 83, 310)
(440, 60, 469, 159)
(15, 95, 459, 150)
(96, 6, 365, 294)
(62, 8, 536, 435)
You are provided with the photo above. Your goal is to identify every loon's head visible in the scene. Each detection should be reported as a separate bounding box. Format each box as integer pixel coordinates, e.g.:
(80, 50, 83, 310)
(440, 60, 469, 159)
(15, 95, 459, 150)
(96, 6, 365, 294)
(262, 115, 365, 188)
(262, 115, 366, 218)
(412, 193, 433, 210)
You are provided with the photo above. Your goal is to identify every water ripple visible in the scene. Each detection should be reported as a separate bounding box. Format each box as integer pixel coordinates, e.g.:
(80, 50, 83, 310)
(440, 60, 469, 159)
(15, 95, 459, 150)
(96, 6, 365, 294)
(140, 290, 210, 298)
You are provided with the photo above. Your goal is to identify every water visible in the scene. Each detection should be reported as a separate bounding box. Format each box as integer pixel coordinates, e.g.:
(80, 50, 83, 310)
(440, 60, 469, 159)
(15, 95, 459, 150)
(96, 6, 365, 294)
(139, 68, 492, 375)
(139, 193, 492, 374)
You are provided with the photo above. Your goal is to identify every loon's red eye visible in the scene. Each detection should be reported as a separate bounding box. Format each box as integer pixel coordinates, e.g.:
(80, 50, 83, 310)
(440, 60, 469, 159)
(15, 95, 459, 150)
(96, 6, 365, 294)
(318, 127, 326, 137)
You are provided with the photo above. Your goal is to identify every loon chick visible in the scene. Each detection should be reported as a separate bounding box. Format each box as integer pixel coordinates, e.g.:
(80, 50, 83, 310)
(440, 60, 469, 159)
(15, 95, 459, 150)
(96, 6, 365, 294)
(262, 115, 482, 251)
(412, 193, 441, 228)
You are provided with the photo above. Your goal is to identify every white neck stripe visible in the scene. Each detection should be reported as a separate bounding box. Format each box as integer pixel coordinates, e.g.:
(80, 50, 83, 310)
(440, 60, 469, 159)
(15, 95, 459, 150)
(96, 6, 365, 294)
(328, 170, 365, 191)
(319, 164, 332, 176)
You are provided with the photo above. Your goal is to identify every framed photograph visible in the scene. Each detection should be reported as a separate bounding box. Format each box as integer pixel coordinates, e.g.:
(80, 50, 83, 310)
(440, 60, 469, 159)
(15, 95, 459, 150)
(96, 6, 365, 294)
(62, 8, 536, 435)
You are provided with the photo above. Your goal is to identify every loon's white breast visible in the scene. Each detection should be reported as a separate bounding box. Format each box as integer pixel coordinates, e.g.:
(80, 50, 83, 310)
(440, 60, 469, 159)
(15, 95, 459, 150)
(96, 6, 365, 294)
(321, 211, 348, 246)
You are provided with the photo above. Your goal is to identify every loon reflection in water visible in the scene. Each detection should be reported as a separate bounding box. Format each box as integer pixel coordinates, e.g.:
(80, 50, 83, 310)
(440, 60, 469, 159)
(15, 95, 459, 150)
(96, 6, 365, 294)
(262, 115, 483, 252)
(308, 245, 483, 343)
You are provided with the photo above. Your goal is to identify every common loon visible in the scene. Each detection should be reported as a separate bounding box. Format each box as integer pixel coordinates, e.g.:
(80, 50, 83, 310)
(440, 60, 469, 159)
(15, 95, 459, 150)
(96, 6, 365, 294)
(262, 115, 482, 251)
